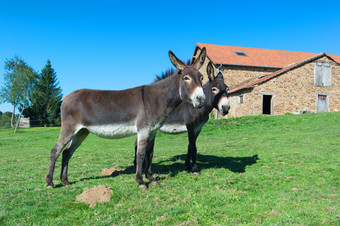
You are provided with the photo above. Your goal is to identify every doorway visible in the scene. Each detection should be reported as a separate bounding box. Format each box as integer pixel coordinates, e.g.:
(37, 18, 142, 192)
(317, 94, 328, 112)
(262, 95, 273, 115)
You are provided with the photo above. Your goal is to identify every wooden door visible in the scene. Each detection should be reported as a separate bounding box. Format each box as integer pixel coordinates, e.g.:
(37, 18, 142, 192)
(317, 94, 328, 112)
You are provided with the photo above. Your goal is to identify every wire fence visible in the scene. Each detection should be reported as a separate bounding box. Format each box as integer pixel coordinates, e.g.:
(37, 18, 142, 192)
(25, 119, 61, 128)
(0, 118, 61, 128)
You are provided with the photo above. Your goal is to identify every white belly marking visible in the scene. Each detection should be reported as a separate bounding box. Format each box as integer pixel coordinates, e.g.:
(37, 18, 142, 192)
(84, 122, 137, 139)
(160, 124, 187, 134)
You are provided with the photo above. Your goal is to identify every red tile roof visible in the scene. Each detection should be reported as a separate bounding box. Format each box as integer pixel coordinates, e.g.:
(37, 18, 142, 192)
(328, 54, 340, 63)
(229, 53, 338, 94)
(196, 43, 340, 68)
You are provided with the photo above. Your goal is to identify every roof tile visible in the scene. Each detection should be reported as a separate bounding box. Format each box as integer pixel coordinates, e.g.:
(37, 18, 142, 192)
(196, 43, 340, 68)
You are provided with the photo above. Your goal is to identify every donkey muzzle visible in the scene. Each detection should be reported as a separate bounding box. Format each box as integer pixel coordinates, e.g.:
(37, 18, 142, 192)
(191, 87, 206, 108)
(218, 96, 230, 115)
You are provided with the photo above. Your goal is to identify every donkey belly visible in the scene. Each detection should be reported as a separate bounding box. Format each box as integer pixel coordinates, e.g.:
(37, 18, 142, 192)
(160, 121, 206, 135)
(159, 124, 187, 134)
(84, 122, 137, 139)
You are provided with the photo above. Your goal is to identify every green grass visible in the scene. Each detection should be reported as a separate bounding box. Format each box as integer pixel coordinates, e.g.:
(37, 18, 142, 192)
(0, 112, 339, 225)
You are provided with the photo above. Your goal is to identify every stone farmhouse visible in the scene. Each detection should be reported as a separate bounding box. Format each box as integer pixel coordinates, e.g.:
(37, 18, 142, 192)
(192, 43, 340, 118)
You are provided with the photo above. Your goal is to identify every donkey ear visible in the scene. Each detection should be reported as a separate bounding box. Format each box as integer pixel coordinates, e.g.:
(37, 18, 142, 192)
(192, 47, 207, 70)
(206, 61, 215, 81)
(216, 72, 224, 79)
(169, 51, 186, 70)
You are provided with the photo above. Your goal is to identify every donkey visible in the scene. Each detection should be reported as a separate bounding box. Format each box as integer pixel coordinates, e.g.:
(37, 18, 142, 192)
(46, 48, 207, 189)
(134, 61, 230, 173)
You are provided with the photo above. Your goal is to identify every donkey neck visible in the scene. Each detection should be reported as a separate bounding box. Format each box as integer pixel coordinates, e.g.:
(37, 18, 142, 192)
(199, 82, 215, 114)
(148, 73, 182, 115)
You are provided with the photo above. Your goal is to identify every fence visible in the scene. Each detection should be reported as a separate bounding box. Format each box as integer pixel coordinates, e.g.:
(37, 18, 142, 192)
(0, 118, 61, 128)
(26, 119, 61, 127)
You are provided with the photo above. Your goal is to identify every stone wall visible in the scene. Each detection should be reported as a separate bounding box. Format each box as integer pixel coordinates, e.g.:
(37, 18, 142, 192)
(219, 65, 278, 90)
(226, 56, 340, 118)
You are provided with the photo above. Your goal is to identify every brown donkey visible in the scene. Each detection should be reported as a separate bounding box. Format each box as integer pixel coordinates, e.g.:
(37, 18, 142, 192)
(46, 48, 207, 189)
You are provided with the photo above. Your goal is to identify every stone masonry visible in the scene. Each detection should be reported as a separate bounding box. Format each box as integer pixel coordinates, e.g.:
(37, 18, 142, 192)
(228, 56, 340, 117)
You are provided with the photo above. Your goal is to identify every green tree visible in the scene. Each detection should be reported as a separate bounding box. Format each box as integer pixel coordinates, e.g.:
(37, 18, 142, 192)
(23, 60, 62, 126)
(0, 111, 15, 128)
(0, 56, 37, 131)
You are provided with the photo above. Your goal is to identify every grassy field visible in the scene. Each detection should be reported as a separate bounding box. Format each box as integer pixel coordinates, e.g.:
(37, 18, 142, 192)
(0, 112, 339, 225)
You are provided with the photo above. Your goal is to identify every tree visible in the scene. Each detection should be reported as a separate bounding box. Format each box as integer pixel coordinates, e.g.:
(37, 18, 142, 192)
(0, 56, 23, 127)
(0, 56, 37, 131)
(0, 111, 15, 128)
(23, 60, 62, 126)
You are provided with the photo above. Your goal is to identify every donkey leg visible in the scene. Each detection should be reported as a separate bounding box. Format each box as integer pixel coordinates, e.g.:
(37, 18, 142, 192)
(46, 144, 63, 188)
(191, 129, 201, 173)
(185, 127, 195, 171)
(145, 136, 158, 184)
(185, 147, 192, 171)
(60, 129, 89, 186)
(187, 127, 200, 173)
(135, 130, 149, 189)
(133, 139, 138, 168)
(46, 130, 74, 188)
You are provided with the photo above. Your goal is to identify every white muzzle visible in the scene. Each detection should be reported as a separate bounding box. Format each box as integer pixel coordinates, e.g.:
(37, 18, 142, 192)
(218, 96, 230, 115)
(191, 87, 206, 108)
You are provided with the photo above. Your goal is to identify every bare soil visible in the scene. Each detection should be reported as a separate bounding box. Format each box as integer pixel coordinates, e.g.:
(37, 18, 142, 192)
(100, 167, 118, 176)
(76, 185, 113, 208)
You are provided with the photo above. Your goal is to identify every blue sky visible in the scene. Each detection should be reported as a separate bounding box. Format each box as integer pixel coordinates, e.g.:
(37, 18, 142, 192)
(1, 0, 340, 113)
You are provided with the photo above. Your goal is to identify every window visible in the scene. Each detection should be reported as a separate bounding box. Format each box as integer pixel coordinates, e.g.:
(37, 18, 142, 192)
(314, 62, 331, 86)
(235, 52, 247, 56)
(239, 94, 244, 104)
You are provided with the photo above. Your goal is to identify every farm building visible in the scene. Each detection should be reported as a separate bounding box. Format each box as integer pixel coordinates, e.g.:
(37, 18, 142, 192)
(19, 117, 30, 128)
(193, 43, 340, 118)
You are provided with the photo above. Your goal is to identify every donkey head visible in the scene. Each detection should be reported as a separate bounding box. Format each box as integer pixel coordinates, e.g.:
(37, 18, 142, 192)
(206, 62, 230, 115)
(169, 47, 207, 108)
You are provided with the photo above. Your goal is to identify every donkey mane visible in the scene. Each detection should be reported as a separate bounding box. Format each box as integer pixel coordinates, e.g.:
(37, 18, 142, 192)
(154, 59, 192, 82)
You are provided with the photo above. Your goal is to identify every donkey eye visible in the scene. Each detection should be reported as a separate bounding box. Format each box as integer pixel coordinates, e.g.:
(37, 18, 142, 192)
(201, 76, 204, 81)
(183, 75, 191, 82)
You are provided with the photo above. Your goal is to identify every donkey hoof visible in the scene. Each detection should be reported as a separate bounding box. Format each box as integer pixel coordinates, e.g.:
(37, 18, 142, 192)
(149, 181, 160, 186)
(138, 184, 148, 190)
(193, 172, 200, 176)
(62, 179, 70, 186)
(46, 185, 54, 189)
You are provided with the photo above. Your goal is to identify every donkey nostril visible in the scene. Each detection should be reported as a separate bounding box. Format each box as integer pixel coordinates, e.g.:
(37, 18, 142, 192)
(196, 95, 205, 102)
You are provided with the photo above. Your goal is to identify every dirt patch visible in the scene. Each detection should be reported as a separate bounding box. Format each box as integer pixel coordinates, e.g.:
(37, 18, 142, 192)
(100, 167, 118, 176)
(76, 185, 113, 208)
